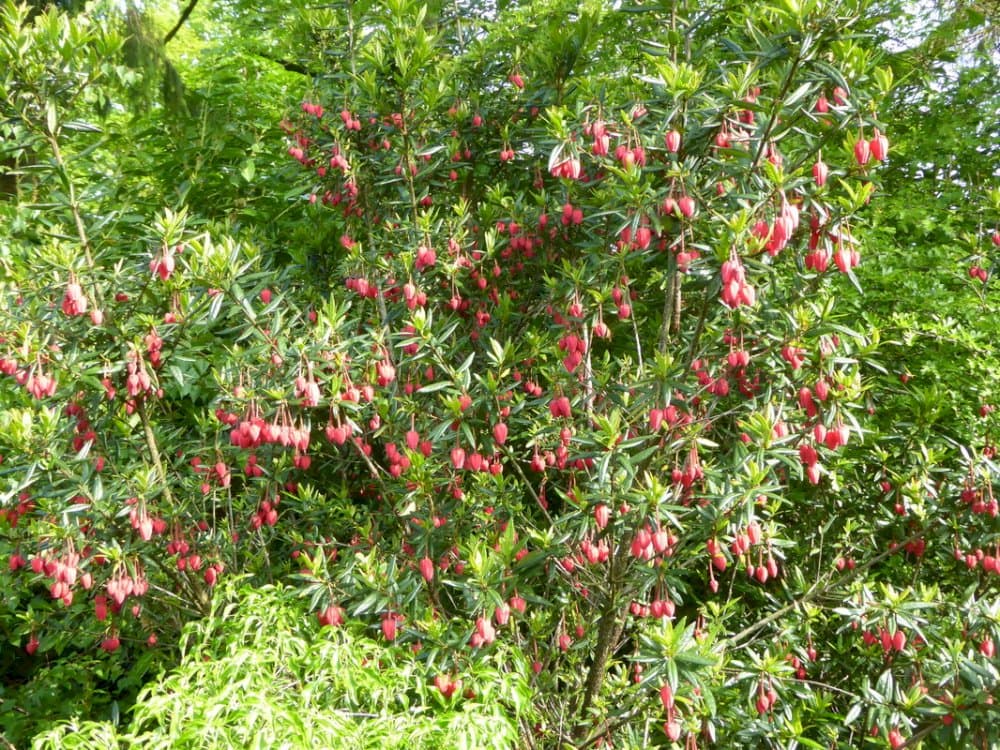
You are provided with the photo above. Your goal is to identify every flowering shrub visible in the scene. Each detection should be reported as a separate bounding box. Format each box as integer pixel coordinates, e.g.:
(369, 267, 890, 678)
(2, 0, 998, 747)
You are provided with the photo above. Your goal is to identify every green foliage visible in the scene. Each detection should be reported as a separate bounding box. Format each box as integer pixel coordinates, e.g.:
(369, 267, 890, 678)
(851, 34, 1000, 489)
(1, 0, 999, 748)
(30, 583, 530, 749)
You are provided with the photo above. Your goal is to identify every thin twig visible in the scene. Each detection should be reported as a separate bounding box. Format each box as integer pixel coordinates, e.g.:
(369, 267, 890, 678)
(46, 133, 96, 271)
(138, 399, 175, 507)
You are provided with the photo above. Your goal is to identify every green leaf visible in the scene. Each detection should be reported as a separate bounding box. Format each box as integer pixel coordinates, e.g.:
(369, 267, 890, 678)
(62, 120, 102, 133)
(46, 100, 58, 135)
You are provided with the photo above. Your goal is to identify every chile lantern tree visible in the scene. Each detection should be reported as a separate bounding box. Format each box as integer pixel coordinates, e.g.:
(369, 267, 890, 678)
(1, 0, 999, 747)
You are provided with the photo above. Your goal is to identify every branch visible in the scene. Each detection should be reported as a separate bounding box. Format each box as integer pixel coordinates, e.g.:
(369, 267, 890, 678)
(163, 0, 199, 46)
(138, 398, 175, 508)
(272, 57, 312, 76)
(250, 51, 315, 76)
(749, 48, 804, 171)
(575, 530, 630, 732)
(45, 132, 95, 271)
(727, 527, 928, 650)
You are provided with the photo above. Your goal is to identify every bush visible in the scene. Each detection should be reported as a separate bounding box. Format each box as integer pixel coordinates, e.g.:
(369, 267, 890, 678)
(2, 0, 999, 747)
(30, 583, 530, 749)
